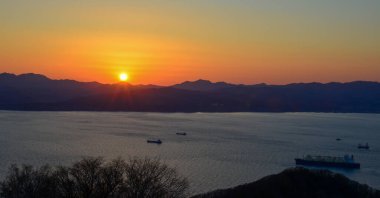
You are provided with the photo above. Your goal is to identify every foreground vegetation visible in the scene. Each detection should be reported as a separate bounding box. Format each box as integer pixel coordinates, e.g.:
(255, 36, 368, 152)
(2, 158, 379, 198)
(0, 157, 188, 198)
(193, 167, 380, 198)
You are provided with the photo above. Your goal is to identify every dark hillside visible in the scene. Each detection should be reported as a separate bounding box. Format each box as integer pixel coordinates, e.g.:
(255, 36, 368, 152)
(193, 168, 380, 198)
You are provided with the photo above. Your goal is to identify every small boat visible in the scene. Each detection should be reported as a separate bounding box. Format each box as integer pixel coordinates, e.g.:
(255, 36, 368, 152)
(176, 132, 187, 136)
(295, 154, 360, 169)
(147, 139, 162, 144)
(358, 143, 369, 150)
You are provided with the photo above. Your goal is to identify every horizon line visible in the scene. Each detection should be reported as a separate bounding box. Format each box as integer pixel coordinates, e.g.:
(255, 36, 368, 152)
(1, 72, 379, 87)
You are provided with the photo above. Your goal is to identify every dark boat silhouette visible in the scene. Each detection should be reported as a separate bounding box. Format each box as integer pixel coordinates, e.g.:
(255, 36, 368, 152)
(295, 155, 360, 169)
(358, 143, 369, 149)
(176, 132, 187, 136)
(336, 138, 342, 141)
(147, 139, 162, 144)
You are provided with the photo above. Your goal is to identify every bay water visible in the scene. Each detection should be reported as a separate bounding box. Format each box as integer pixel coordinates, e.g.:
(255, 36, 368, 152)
(0, 111, 379, 194)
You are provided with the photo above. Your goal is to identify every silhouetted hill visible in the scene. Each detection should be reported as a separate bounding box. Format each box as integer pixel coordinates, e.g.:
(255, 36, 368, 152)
(0, 73, 109, 104)
(172, 79, 236, 91)
(0, 73, 154, 105)
(192, 168, 380, 198)
(1, 73, 380, 112)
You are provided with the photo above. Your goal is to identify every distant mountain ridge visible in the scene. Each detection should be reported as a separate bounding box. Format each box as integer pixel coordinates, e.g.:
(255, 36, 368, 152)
(1, 73, 380, 112)
(172, 79, 237, 91)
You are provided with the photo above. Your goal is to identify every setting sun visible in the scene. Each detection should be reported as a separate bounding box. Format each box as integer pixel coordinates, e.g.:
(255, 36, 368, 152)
(119, 73, 128, 81)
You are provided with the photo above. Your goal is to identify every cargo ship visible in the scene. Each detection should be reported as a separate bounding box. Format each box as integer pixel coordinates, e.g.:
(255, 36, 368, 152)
(295, 155, 360, 169)
(358, 143, 369, 150)
(147, 139, 162, 144)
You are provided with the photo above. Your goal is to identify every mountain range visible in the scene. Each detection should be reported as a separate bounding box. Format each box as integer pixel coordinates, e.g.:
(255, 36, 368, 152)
(1, 73, 380, 113)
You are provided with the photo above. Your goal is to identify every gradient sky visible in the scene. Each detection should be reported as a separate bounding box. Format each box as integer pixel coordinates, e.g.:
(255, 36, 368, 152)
(1, 1, 379, 85)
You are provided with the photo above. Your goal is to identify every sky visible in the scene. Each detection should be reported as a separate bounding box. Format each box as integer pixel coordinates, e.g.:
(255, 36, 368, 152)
(1, 0, 379, 85)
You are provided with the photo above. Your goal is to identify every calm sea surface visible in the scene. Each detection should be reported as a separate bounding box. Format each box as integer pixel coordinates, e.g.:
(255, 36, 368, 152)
(0, 111, 379, 194)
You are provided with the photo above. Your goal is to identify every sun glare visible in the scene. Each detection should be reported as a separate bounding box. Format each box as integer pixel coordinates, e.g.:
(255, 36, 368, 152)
(119, 73, 128, 81)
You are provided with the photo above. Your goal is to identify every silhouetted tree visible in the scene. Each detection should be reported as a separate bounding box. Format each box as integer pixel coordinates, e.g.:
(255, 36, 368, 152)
(96, 158, 126, 198)
(0, 164, 57, 198)
(54, 166, 77, 198)
(123, 157, 189, 198)
(69, 157, 104, 198)
(0, 157, 188, 198)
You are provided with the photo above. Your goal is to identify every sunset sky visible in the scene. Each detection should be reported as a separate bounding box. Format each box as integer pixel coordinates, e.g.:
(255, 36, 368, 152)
(1, 1, 379, 85)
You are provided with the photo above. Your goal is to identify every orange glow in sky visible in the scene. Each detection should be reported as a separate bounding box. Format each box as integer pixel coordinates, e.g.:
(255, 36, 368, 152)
(1, 1, 379, 85)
